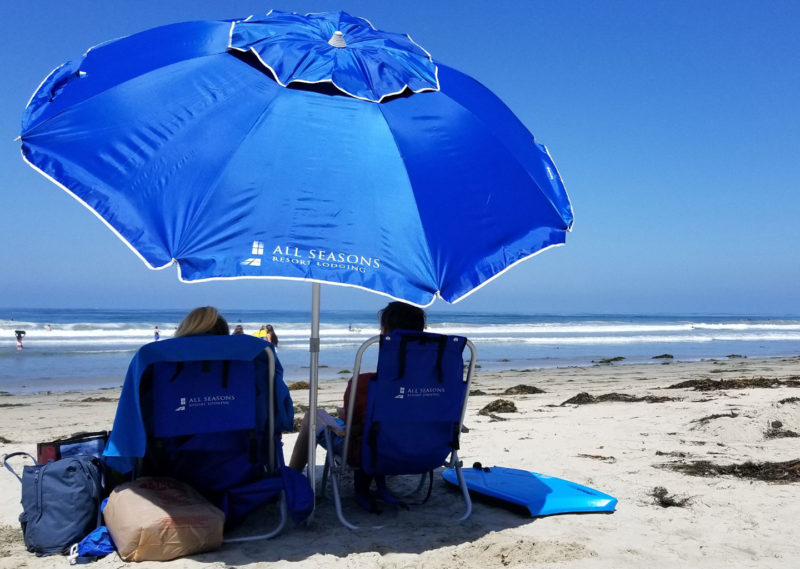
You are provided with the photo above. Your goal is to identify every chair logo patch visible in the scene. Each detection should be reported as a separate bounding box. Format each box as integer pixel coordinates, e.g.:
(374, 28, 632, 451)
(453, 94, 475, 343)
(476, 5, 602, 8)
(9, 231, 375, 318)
(395, 386, 445, 399)
(174, 393, 237, 412)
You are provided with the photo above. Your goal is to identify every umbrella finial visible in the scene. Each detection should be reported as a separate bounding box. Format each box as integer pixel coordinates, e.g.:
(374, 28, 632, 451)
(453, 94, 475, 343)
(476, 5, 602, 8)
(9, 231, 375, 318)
(328, 30, 347, 48)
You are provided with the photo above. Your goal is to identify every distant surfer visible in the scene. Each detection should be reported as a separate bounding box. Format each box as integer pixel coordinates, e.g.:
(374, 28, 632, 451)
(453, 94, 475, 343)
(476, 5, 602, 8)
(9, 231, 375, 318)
(154, 326, 160, 341)
(15, 330, 26, 350)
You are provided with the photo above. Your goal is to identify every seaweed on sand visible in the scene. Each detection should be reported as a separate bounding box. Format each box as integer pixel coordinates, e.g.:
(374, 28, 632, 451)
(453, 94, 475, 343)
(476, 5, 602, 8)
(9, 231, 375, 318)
(594, 356, 625, 364)
(561, 392, 678, 406)
(691, 410, 738, 425)
(666, 377, 800, 391)
(666, 459, 800, 482)
(577, 453, 616, 463)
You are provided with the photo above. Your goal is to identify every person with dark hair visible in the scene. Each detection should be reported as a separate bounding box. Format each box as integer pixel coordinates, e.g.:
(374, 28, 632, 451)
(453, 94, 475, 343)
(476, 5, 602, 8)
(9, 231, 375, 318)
(265, 324, 278, 347)
(289, 301, 425, 472)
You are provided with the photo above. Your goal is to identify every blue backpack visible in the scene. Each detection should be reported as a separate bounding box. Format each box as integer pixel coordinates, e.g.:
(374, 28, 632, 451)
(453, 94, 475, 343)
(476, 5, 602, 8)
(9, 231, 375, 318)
(3, 452, 103, 556)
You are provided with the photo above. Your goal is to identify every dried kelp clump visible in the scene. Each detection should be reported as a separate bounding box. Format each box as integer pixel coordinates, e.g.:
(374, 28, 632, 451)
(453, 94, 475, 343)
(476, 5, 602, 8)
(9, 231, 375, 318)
(478, 399, 517, 421)
(503, 384, 545, 395)
(479, 399, 517, 414)
(764, 420, 800, 439)
(651, 486, 692, 508)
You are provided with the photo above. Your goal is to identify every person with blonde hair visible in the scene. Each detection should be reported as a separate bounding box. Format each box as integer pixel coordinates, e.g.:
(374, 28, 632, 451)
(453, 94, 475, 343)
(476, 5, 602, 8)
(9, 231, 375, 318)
(174, 306, 230, 337)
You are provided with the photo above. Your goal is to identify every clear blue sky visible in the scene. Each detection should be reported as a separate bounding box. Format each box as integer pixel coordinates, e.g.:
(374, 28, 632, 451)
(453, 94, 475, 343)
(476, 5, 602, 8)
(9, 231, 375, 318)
(2, 1, 798, 316)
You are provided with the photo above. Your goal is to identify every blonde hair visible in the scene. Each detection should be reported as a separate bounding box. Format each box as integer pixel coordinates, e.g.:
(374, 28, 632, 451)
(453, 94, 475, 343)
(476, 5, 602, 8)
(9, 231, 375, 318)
(174, 306, 229, 337)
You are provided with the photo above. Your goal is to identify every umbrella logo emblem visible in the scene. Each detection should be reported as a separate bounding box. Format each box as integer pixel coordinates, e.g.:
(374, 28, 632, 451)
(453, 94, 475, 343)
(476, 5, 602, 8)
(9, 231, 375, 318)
(241, 241, 265, 266)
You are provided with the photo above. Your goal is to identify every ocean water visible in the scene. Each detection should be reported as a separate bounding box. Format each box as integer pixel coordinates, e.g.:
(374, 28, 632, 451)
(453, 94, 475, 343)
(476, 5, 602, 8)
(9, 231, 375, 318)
(2, 308, 799, 394)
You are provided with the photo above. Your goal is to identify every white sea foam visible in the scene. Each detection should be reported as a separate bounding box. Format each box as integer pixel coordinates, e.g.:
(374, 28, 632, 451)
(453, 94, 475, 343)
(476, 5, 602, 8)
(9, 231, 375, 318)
(3, 309, 799, 394)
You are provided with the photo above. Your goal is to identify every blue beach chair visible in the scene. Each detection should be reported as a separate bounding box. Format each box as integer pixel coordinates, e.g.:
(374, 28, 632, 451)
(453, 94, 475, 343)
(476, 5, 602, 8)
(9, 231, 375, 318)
(322, 330, 476, 529)
(104, 334, 307, 541)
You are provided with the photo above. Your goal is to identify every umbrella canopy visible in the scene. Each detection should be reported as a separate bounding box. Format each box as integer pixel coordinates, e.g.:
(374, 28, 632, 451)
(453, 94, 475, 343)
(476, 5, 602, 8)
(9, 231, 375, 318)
(20, 10, 573, 307)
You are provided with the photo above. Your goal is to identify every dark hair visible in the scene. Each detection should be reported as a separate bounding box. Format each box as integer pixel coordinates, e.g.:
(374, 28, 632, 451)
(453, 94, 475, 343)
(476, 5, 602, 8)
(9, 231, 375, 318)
(378, 301, 426, 333)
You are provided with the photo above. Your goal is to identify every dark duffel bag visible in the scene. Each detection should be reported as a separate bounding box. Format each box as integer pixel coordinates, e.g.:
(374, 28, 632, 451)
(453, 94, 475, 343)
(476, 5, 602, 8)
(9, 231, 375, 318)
(3, 452, 103, 556)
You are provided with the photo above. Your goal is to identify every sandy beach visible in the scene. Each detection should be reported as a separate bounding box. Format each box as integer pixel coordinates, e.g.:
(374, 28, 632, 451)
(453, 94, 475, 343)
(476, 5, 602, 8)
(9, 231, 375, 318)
(1, 355, 798, 568)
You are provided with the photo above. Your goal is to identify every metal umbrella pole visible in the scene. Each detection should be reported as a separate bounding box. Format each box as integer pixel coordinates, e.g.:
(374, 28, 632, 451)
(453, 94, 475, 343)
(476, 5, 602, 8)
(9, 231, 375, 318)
(306, 283, 321, 510)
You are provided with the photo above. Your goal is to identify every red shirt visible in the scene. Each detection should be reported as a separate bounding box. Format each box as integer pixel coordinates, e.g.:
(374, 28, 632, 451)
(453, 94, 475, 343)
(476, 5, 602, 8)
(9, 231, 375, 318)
(342, 372, 375, 426)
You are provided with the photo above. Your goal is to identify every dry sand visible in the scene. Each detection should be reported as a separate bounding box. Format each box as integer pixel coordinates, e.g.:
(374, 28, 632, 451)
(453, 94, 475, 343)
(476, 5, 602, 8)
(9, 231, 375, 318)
(1, 355, 799, 568)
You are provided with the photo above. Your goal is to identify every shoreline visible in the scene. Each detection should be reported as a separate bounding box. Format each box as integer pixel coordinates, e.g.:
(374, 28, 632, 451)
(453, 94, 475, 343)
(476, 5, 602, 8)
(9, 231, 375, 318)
(2, 356, 799, 567)
(3, 351, 800, 397)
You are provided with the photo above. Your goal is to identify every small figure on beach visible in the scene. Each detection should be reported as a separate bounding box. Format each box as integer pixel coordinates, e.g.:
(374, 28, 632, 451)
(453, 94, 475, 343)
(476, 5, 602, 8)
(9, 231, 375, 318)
(232, 324, 244, 334)
(265, 324, 278, 347)
(254, 324, 268, 339)
(153, 326, 160, 341)
(15, 330, 26, 350)
(174, 307, 230, 337)
(46, 324, 52, 332)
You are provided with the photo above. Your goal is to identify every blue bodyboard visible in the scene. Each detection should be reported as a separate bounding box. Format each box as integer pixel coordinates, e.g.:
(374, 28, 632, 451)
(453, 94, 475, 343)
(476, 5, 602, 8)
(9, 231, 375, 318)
(442, 466, 617, 517)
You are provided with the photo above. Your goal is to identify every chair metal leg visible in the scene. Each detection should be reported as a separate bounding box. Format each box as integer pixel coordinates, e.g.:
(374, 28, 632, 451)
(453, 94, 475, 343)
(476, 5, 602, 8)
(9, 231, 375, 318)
(223, 493, 288, 542)
(452, 453, 472, 521)
(320, 455, 330, 498)
(324, 429, 360, 530)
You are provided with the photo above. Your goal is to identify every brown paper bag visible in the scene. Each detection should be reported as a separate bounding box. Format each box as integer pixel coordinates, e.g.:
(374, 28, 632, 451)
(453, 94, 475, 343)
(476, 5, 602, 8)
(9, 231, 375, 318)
(104, 477, 225, 562)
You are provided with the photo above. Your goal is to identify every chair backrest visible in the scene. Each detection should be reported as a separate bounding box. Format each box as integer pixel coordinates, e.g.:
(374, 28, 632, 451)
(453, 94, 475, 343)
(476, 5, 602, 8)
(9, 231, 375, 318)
(135, 335, 279, 493)
(356, 330, 472, 476)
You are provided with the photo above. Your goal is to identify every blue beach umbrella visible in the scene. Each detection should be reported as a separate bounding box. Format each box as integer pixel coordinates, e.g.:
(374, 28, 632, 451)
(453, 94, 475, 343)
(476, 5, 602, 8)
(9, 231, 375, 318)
(20, 10, 574, 493)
